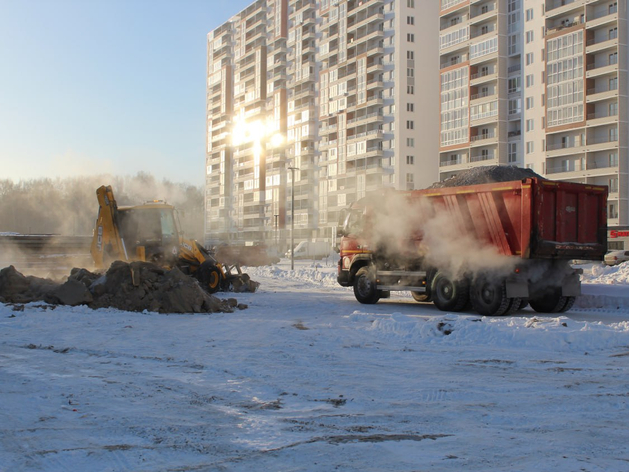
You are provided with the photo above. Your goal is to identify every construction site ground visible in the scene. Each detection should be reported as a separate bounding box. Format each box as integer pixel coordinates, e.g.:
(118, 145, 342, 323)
(1, 259, 629, 471)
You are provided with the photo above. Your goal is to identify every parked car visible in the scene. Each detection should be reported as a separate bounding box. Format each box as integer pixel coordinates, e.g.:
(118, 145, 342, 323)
(604, 250, 629, 266)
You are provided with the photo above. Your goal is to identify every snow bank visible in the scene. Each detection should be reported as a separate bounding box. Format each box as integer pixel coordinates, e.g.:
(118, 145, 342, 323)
(350, 312, 629, 353)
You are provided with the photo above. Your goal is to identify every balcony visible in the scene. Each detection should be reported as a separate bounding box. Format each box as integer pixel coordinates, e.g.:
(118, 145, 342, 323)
(586, 36, 618, 54)
(470, 151, 496, 162)
(470, 132, 497, 146)
(586, 58, 618, 78)
(586, 84, 618, 103)
(586, 8, 617, 29)
(545, 0, 585, 19)
(440, 0, 467, 13)
(586, 110, 618, 127)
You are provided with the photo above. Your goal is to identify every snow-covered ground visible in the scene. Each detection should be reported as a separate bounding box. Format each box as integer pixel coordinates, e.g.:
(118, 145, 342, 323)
(1, 259, 629, 472)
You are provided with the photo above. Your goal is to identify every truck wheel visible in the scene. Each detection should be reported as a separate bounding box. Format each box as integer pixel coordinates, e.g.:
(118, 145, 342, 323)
(411, 291, 431, 303)
(470, 276, 510, 316)
(530, 289, 573, 313)
(199, 261, 222, 294)
(431, 272, 469, 312)
(353, 267, 380, 304)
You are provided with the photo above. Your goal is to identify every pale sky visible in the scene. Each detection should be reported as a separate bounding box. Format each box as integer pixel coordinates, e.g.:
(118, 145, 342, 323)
(0, 0, 253, 186)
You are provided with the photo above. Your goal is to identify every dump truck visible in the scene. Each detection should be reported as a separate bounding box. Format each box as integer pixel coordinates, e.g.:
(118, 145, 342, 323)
(337, 177, 607, 316)
(90, 185, 258, 293)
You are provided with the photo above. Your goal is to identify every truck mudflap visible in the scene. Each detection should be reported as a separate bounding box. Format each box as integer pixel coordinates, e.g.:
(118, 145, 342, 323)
(561, 271, 581, 297)
(505, 267, 582, 299)
(337, 260, 350, 287)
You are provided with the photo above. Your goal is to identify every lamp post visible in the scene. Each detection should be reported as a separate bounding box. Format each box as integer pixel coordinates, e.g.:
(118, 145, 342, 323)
(288, 166, 298, 270)
(274, 214, 279, 253)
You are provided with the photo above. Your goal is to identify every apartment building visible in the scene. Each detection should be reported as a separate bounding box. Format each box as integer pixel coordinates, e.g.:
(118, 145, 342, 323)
(206, 0, 439, 247)
(438, 0, 628, 247)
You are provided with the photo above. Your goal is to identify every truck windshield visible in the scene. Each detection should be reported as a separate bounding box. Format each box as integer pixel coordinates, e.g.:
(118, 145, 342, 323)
(344, 209, 364, 235)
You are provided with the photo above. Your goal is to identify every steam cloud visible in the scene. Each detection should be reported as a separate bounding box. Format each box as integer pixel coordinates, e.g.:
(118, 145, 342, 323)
(361, 191, 515, 281)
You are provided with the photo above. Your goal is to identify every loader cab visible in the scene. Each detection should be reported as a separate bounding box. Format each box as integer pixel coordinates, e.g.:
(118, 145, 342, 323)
(118, 203, 181, 265)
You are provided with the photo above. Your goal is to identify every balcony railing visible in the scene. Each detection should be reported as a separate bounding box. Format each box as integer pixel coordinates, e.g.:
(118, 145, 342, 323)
(470, 152, 495, 162)
(470, 132, 496, 142)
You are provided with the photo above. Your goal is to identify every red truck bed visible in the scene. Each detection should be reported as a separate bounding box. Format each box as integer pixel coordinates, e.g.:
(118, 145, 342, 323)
(412, 178, 608, 260)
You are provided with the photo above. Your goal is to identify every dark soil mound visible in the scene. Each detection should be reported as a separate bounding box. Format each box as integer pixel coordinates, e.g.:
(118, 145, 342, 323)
(429, 165, 544, 189)
(0, 261, 238, 314)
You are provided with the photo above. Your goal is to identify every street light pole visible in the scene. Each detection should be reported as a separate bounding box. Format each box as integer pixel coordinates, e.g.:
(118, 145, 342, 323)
(274, 214, 278, 253)
(288, 166, 298, 271)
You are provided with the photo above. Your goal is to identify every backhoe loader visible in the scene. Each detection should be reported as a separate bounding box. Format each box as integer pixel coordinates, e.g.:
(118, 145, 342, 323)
(90, 185, 258, 293)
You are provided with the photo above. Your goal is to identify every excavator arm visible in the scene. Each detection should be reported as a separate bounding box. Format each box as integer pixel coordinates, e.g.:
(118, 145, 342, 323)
(91, 185, 129, 269)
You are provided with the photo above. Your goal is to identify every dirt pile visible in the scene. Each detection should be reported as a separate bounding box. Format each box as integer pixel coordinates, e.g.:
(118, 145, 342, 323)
(429, 165, 544, 189)
(0, 261, 242, 314)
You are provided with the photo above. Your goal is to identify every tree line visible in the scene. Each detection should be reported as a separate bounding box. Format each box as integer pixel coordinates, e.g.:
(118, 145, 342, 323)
(0, 173, 204, 240)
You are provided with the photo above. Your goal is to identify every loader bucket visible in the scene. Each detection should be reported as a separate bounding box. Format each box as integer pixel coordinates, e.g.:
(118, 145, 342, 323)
(229, 273, 260, 293)
(223, 264, 259, 292)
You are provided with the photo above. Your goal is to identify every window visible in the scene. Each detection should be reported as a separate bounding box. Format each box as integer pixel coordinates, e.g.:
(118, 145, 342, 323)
(407, 33, 415, 43)
(526, 30, 534, 43)
(610, 77, 618, 90)
(609, 102, 618, 116)
(407, 103, 414, 112)
(526, 119, 534, 131)
(609, 177, 618, 193)
(526, 74, 534, 87)
(481, 5, 488, 14)
(508, 143, 517, 162)
(406, 120, 414, 129)
(609, 2, 617, 14)
(526, 141, 534, 154)
(407, 68, 414, 77)
(610, 127, 618, 142)
(407, 0, 414, 7)
(481, 25, 489, 35)
(407, 137, 415, 147)
(526, 8, 533, 21)
(406, 155, 414, 165)
(407, 51, 414, 60)
(508, 77, 521, 93)
(609, 52, 618, 65)
(526, 52, 534, 65)
(609, 203, 618, 219)
(407, 16, 414, 25)
(609, 152, 619, 167)
(609, 27, 618, 40)
(526, 97, 534, 109)
(407, 85, 414, 94)
(406, 173, 414, 190)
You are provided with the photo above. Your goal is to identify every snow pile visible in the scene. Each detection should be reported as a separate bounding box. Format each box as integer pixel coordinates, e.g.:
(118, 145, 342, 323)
(357, 312, 629, 353)
(581, 261, 629, 284)
(247, 261, 339, 288)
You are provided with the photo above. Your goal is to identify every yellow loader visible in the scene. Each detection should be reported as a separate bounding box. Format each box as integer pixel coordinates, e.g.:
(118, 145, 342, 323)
(90, 185, 258, 293)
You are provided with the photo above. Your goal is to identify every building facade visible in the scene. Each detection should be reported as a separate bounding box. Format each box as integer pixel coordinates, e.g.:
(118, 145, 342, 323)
(205, 0, 440, 248)
(438, 0, 628, 247)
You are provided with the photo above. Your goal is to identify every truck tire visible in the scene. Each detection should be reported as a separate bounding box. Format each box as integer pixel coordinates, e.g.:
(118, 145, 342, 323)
(353, 267, 380, 304)
(470, 276, 511, 316)
(431, 272, 469, 312)
(530, 288, 575, 313)
(199, 261, 222, 294)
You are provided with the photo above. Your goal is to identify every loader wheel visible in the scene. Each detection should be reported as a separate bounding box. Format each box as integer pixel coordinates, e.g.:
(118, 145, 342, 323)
(199, 261, 222, 294)
(470, 275, 510, 316)
(353, 267, 380, 304)
(431, 272, 469, 312)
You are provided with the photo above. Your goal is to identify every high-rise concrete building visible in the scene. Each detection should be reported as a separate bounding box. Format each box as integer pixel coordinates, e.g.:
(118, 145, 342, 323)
(438, 0, 628, 248)
(205, 0, 440, 248)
